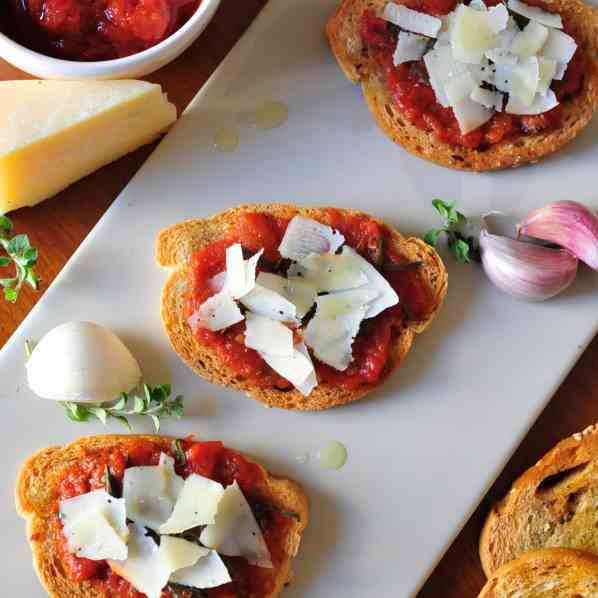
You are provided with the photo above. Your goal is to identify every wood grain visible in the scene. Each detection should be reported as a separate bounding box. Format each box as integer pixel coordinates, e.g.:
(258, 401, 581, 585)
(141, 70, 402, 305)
(1, 2, 597, 597)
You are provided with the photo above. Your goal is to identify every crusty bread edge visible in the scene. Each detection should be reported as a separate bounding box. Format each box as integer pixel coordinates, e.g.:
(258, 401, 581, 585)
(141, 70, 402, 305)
(479, 423, 598, 577)
(326, 0, 598, 171)
(15, 435, 310, 598)
(477, 547, 598, 597)
(156, 204, 448, 411)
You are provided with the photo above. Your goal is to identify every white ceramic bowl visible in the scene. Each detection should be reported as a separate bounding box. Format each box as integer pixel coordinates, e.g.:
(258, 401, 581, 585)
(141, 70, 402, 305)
(0, 0, 221, 80)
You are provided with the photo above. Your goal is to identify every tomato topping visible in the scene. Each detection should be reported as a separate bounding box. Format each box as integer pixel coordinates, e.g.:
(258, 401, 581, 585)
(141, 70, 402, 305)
(5, 0, 200, 61)
(54, 437, 288, 598)
(187, 210, 436, 391)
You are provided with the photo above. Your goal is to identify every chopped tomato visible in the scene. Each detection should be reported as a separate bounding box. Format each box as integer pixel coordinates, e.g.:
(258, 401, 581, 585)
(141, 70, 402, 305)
(186, 440, 224, 478)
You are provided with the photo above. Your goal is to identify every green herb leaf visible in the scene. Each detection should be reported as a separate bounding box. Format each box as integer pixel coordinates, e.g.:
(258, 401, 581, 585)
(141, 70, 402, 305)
(0, 217, 39, 303)
(61, 384, 184, 430)
(424, 228, 442, 247)
(63, 402, 90, 423)
(172, 439, 187, 468)
(0, 216, 12, 235)
(88, 407, 108, 425)
(426, 199, 479, 264)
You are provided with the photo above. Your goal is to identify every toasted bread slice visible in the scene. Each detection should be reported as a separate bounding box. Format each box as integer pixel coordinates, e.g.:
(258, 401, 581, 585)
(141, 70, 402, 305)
(156, 204, 447, 411)
(15, 434, 309, 598)
(326, 0, 598, 171)
(478, 548, 598, 597)
(480, 424, 598, 577)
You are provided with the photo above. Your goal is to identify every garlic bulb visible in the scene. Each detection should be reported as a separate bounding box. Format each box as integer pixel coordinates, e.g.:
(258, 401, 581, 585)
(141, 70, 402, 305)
(26, 321, 142, 403)
(480, 218, 578, 301)
(518, 200, 598, 270)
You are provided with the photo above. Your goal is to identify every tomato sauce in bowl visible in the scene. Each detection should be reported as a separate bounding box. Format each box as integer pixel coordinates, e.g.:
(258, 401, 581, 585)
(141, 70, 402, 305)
(4, 0, 202, 61)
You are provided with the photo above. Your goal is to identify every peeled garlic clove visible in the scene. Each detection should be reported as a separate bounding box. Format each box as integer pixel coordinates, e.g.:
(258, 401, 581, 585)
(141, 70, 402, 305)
(480, 226, 578, 301)
(26, 321, 141, 403)
(518, 201, 598, 270)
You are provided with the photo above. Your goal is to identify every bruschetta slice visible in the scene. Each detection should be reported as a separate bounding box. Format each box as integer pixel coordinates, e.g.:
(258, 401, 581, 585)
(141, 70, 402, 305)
(157, 204, 447, 410)
(327, 0, 598, 170)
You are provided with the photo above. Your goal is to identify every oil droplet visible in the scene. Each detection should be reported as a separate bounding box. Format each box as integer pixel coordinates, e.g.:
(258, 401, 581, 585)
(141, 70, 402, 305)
(317, 441, 348, 470)
(214, 127, 240, 153)
(254, 101, 289, 130)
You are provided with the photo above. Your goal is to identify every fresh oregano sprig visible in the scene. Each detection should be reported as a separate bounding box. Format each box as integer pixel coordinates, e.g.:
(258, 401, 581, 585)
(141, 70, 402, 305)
(62, 384, 184, 431)
(0, 216, 39, 303)
(424, 199, 479, 264)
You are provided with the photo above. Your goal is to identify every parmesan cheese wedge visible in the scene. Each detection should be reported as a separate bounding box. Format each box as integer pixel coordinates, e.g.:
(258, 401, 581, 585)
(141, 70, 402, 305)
(0, 80, 176, 214)
(278, 216, 344, 260)
(451, 4, 498, 64)
(507, 0, 563, 29)
(244, 313, 294, 357)
(383, 4, 442, 38)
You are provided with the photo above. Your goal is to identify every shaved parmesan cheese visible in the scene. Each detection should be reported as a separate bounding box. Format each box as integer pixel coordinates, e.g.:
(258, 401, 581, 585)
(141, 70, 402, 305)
(260, 343, 316, 394)
(200, 482, 273, 568)
(542, 29, 577, 65)
(225, 245, 263, 300)
(469, 0, 487, 11)
(278, 216, 344, 261)
(64, 511, 128, 561)
(445, 71, 478, 105)
(123, 455, 184, 532)
(288, 253, 368, 293)
(341, 247, 399, 318)
(257, 272, 316, 319)
(485, 48, 518, 65)
(170, 551, 232, 589)
(158, 536, 208, 573)
(160, 474, 225, 534)
(394, 31, 429, 65)
(452, 96, 494, 133)
(511, 21, 549, 58)
(316, 288, 379, 319)
(208, 271, 227, 294)
(60, 489, 128, 540)
(494, 62, 516, 92)
(225, 244, 246, 298)
(506, 88, 559, 114)
(240, 284, 298, 323)
(295, 342, 318, 396)
(507, 0, 562, 29)
(304, 307, 365, 371)
(537, 57, 557, 95)
(471, 86, 504, 111)
(383, 3, 442, 38)
(192, 290, 244, 332)
(468, 58, 494, 85)
(451, 4, 498, 64)
(244, 312, 294, 357)
(497, 17, 519, 49)
(553, 61, 567, 81)
(109, 524, 170, 598)
(424, 48, 453, 107)
(487, 4, 509, 33)
(510, 57, 540, 106)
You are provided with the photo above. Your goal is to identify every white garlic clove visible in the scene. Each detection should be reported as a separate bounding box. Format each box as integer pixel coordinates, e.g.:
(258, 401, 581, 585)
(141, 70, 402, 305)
(26, 321, 142, 403)
(518, 201, 598, 270)
(480, 218, 578, 301)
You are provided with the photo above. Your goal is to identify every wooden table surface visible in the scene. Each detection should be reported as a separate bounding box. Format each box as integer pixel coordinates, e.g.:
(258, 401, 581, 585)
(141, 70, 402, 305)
(2, 2, 598, 597)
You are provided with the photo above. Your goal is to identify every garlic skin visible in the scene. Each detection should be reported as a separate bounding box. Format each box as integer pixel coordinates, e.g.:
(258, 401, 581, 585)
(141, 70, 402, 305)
(26, 321, 142, 403)
(480, 228, 578, 301)
(518, 201, 598, 270)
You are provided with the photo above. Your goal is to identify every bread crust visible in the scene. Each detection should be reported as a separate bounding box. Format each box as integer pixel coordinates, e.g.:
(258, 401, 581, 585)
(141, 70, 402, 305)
(478, 548, 598, 597)
(479, 424, 598, 577)
(156, 204, 448, 411)
(15, 434, 309, 598)
(326, 0, 598, 171)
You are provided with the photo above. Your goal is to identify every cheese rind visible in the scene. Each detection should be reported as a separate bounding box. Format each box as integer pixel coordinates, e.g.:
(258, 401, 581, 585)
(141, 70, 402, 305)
(0, 80, 176, 214)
